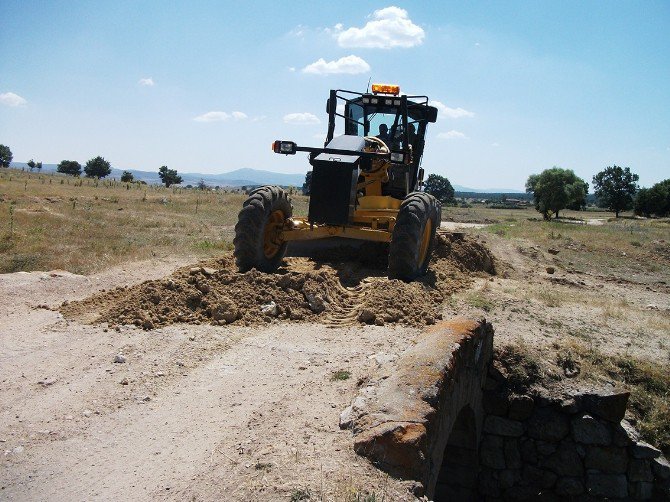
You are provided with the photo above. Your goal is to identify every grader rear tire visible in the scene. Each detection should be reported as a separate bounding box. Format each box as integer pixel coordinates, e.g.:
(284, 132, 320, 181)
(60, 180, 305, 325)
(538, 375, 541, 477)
(388, 192, 440, 281)
(234, 186, 292, 273)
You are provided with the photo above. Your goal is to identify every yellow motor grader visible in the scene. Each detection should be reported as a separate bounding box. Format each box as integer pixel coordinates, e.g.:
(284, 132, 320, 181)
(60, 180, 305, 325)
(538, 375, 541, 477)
(233, 84, 440, 281)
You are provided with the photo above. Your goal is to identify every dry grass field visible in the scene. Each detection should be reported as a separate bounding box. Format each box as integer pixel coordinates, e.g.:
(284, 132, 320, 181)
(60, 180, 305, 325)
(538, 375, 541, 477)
(0, 168, 308, 274)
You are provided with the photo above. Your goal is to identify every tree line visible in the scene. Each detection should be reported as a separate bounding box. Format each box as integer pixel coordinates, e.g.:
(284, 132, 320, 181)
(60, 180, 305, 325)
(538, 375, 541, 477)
(423, 166, 669, 219)
(0, 144, 184, 188)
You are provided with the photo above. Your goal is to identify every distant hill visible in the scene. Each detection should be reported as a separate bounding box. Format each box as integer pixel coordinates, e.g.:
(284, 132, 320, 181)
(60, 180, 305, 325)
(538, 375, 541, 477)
(8, 162, 523, 193)
(10, 163, 306, 187)
(452, 184, 524, 194)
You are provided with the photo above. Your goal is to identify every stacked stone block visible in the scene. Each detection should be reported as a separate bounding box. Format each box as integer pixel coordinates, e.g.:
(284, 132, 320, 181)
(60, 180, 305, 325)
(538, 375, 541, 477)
(479, 366, 670, 500)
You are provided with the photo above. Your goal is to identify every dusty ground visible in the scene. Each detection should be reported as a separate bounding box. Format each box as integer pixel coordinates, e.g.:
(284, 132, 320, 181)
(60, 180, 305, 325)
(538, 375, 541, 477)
(1, 218, 668, 501)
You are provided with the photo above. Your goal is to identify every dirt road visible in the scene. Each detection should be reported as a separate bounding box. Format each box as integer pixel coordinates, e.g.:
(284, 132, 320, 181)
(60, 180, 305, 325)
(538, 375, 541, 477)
(0, 260, 420, 501)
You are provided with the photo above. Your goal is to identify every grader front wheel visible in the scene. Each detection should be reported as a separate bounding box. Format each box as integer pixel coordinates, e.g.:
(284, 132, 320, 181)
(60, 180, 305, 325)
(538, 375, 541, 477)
(234, 186, 292, 272)
(388, 192, 440, 281)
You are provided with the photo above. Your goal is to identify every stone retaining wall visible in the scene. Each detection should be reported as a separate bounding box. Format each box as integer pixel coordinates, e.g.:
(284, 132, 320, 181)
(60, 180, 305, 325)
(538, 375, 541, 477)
(480, 365, 670, 500)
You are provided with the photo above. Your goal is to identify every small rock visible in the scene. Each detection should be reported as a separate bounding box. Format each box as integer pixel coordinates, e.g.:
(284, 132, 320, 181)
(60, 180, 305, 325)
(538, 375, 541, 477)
(629, 481, 654, 500)
(196, 283, 210, 294)
(555, 476, 584, 496)
(652, 456, 670, 479)
(480, 434, 505, 469)
(120, 378, 129, 385)
(628, 458, 654, 482)
(540, 442, 582, 477)
(548, 248, 560, 255)
(483, 416, 524, 437)
(189, 267, 201, 275)
(586, 473, 628, 498)
(630, 440, 661, 459)
(304, 292, 326, 313)
(113, 354, 126, 364)
(82, 409, 92, 418)
(260, 301, 279, 317)
(508, 394, 534, 420)
(504, 438, 522, 469)
(572, 414, 612, 445)
(211, 300, 238, 324)
(578, 389, 630, 423)
(37, 377, 58, 387)
(585, 446, 628, 474)
(358, 309, 375, 324)
(201, 267, 217, 276)
(546, 266, 555, 274)
(483, 389, 509, 416)
(527, 408, 569, 442)
(155, 372, 165, 377)
(339, 406, 355, 429)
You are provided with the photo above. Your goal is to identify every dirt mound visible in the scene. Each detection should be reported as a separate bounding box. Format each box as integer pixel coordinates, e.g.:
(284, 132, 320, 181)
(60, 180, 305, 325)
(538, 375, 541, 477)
(61, 233, 495, 329)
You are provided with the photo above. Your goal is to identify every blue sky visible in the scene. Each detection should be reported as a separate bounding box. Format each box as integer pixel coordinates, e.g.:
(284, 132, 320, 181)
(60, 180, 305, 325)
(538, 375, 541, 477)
(1, 0, 668, 189)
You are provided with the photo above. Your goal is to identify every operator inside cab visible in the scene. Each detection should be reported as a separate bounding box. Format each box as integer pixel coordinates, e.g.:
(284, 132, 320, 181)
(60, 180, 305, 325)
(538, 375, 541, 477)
(376, 124, 390, 145)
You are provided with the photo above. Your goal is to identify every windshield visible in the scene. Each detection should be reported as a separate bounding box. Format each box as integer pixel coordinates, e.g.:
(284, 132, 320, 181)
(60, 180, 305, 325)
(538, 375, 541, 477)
(344, 104, 404, 146)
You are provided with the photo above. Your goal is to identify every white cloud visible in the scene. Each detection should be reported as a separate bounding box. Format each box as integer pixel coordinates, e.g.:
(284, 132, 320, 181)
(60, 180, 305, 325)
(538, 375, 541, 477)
(437, 130, 468, 140)
(302, 55, 370, 75)
(0, 92, 27, 107)
(193, 110, 247, 122)
(138, 77, 154, 87)
(194, 111, 229, 122)
(431, 100, 475, 119)
(283, 112, 320, 125)
(336, 6, 425, 49)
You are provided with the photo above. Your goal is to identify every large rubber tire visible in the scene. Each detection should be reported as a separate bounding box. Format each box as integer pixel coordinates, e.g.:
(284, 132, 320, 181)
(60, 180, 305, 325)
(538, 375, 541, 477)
(234, 186, 293, 273)
(388, 192, 440, 281)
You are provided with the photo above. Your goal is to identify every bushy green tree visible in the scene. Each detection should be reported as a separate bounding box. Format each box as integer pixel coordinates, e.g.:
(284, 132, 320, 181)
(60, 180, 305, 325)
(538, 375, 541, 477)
(57, 160, 82, 176)
(592, 165, 639, 217)
(526, 167, 588, 219)
(0, 144, 12, 168)
(84, 156, 112, 178)
(635, 179, 670, 217)
(27, 159, 36, 171)
(36, 161, 42, 171)
(120, 170, 134, 182)
(423, 173, 455, 204)
(158, 165, 182, 187)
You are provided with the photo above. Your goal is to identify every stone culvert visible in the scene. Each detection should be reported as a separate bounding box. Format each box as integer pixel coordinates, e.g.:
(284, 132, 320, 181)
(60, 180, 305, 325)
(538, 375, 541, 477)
(341, 319, 670, 501)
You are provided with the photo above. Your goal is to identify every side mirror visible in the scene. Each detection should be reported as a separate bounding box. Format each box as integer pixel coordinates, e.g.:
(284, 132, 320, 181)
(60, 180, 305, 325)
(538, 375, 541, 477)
(426, 106, 438, 123)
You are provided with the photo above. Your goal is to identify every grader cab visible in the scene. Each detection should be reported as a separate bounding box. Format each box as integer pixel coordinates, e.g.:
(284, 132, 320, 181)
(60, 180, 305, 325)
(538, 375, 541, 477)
(234, 84, 440, 281)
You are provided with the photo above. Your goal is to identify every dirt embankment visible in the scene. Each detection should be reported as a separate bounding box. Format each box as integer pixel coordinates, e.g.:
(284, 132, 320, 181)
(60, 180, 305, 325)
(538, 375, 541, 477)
(61, 233, 495, 329)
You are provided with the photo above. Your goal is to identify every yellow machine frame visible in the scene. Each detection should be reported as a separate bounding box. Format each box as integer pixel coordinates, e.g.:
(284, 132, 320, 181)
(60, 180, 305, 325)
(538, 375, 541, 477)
(275, 153, 402, 244)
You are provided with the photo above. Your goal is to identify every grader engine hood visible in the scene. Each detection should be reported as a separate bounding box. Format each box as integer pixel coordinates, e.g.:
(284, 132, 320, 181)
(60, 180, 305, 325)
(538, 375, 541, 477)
(308, 135, 365, 225)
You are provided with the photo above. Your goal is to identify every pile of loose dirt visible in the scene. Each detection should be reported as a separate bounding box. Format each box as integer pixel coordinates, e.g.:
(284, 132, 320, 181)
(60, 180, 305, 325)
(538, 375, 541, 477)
(61, 233, 495, 329)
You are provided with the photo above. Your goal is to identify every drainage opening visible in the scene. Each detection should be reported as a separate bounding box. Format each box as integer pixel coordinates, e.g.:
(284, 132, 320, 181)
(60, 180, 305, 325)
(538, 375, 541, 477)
(434, 405, 478, 501)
